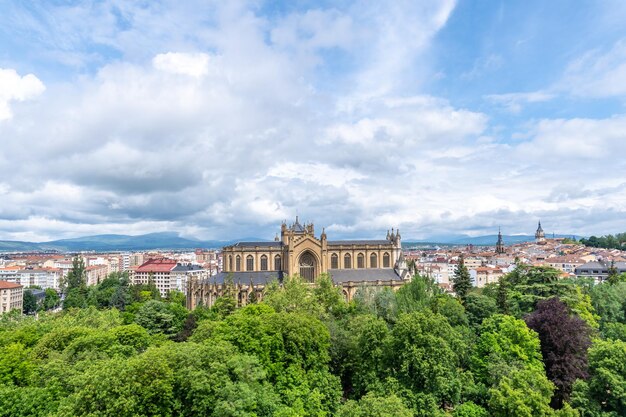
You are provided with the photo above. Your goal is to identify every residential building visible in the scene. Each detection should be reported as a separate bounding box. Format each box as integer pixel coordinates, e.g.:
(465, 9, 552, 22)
(575, 261, 626, 282)
(0, 281, 23, 314)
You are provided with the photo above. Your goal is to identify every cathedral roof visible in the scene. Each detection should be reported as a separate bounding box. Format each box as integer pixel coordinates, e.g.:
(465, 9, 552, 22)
(328, 268, 402, 283)
(328, 240, 391, 246)
(232, 241, 283, 248)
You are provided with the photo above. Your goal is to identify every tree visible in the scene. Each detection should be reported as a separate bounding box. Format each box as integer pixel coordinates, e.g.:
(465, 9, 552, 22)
(337, 393, 412, 417)
(464, 293, 498, 327)
(608, 261, 620, 285)
(22, 290, 38, 315)
(388, 311, 467, 408)
(42, 289, 60, 311)
(471, 314, 545, 387)
(134, 300, 186, 336)
(453, 256, 472, 302)
(571, 339, 626, 416)
(525, 298, 592, 408)
(64, 256, 86, 291)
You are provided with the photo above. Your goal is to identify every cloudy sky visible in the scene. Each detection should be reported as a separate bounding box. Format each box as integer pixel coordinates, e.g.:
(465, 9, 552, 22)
(1, 0, 626, 242)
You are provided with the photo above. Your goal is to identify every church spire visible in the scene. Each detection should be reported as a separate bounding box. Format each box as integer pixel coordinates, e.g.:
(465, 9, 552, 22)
(496, 227, 505, 254)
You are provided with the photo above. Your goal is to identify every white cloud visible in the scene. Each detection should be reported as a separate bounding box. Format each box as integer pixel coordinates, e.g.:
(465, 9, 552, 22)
(267, 162, 365, 187)
(0, 68, 45, 121)
(559, 39, 626, 98)
(1, 1, 626, 242)
(485, 91, 555, 113)
(152, 52, 212, 77)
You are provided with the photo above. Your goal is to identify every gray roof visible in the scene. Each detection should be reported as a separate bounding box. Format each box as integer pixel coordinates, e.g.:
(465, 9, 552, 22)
(575, 261, 626, 273)
(232, 241, 283, 248)
(328, 268, 402, 283)
(328, 240, 392, 246)
(171, 264, 204, 272)
(203, 271, 284, 285)
(291, 220, 306, 233)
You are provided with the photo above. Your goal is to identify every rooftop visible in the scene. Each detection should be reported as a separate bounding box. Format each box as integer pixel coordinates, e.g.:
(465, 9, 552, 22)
(0, 280, 22, 289)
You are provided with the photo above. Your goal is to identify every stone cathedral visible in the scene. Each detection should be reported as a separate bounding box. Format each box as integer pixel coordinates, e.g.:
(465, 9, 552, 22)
(187, 217, 410, 308)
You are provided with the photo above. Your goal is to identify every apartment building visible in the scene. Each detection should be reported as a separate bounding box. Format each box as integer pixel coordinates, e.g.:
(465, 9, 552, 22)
(0, 281, 23, 314)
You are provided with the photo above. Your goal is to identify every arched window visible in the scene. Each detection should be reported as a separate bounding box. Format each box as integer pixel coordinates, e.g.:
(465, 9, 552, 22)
(228, 255, 233, 271)
(383, 252, 390, 268)
(236, 255, 241, 272)
(370, 253, 377, 268)
(357, 253, 365, 268)
(299, 252, 316, 283)
(246, 255, 254, 271)
(330, 253, 339, 269)
(260, 255, 268, 271)
(344, 253, 352, 269)
(274, 255, 281, 271)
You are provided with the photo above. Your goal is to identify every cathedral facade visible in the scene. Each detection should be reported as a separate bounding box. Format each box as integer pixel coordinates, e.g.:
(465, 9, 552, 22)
(187, 217, 409, 308)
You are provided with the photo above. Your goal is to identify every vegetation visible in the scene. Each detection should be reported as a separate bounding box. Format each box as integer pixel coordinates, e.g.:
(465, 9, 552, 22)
(579, 233, 626, 249)
(1, 263, 624, 416)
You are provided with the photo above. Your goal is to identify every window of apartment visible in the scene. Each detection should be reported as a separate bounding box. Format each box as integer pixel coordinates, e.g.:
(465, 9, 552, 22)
(370, 253, 377, 268)
(246, 255, 254, 271)
(260, 255, 268, 271)
(383, 253, 390, 268)
(331, 253, 339, 269)
(357, 253, 365, 268)
(344, 254, 352, 269)
(274, 255, 281, 271)
(236, 256, 241, 272)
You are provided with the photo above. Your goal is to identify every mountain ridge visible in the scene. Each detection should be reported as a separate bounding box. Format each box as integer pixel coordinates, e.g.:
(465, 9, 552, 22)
(0, 232, 584, 252)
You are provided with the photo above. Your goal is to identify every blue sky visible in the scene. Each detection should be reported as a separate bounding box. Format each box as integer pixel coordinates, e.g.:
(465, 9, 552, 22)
(1, 0, 625, 242)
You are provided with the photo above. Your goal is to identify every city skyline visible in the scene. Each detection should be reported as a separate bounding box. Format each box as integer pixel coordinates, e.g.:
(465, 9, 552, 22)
(1, 1, 626, 241)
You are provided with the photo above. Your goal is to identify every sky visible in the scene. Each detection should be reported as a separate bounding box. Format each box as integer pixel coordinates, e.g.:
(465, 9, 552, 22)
(1, 0, 626, 242)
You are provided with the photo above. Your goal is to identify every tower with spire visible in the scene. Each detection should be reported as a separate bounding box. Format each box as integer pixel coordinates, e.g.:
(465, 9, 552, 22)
(535, 221, 546, 244)
(495, 227, 506, 254)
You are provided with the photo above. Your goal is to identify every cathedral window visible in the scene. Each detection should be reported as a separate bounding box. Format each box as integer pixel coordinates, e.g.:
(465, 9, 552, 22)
(370, 253, 377, 268)
(344, 253, 352, 269)
(274, 255, 281, 271)
(357, 253, 365, 268)
(236, 255, 241, 272)
(246, 255, 254, 271)
(228, 255, 233, 271)
(383, 253, 390, 268)
(331, 253, 338, 269)
(260, 255, 268, 271)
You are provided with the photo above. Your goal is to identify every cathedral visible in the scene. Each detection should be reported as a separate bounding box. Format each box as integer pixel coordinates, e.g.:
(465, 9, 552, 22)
(187, 217, 410, 308)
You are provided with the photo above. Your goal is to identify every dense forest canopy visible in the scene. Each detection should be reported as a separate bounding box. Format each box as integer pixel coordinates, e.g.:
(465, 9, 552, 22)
(2, 264, 626, 417)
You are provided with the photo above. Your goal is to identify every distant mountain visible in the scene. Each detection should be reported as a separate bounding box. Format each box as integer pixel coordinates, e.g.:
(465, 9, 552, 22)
(0, 232, 269, 252)
(0, 231, 583, 252)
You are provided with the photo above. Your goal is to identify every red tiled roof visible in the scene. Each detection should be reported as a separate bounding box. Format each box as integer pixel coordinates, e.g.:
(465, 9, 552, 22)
(136, 258, 177, 273)
(0, 281, 22, 289)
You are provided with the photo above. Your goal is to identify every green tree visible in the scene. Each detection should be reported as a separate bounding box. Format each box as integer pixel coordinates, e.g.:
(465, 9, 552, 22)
(22, 290, 38, 315)
(453, 401, 489, 417)
(487, 367, 555, 417)
(64, 256, 86, 291)
(464, 292, 498, 327)
(388, 311, 467, 409)
(134, 300, 186, 336)
(42, 289, 60, 311)
(453, 256, 472, 302)
(571, 339, 626, 416)
(337, 393, 412, 417)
